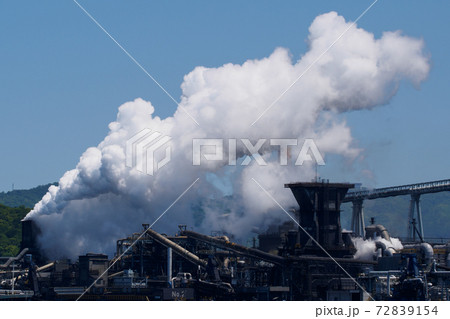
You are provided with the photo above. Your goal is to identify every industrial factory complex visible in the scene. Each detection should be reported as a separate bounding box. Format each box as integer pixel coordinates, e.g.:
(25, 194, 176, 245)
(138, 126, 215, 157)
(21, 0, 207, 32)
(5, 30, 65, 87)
(2, 179, 450, 301)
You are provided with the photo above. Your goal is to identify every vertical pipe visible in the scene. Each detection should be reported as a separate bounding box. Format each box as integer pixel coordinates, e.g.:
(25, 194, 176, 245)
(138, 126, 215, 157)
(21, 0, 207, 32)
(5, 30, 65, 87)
(314, 191, 319, 242)
(445, 280, 447, 301)
(351, 202, 356, 234)
(140, 242, 143, 277)
(12, 262, 15, 295)
(167, 247, 172, 287)
(387, 273, 390, 297)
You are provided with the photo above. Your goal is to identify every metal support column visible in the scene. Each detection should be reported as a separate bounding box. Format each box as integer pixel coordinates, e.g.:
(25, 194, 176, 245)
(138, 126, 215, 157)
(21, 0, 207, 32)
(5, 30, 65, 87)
(351, 199, 365, 237)
(415, 195, 424, 240)
(408, 195, 415, 241)
(407, 194, 424, 241)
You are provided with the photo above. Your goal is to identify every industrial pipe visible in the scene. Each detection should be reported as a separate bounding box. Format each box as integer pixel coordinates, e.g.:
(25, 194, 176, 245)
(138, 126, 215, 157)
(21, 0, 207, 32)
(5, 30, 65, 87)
(36, 262, 55, 272)
(403, 243, 434, 266)
(167, 247, 172, 286)
(108, 270, 124, 278)
(365, 225, 391, 242)
(181, 230, 284, 265)
(0, 248, 29, 268)
(145, 228, 207, 268)
(375, 241, 395, 257)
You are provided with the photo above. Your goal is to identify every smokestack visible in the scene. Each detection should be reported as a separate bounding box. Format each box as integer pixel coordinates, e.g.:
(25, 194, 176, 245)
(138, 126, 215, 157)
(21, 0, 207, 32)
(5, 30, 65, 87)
(285, 181, 355, 257)
(20, 219, 45, 264)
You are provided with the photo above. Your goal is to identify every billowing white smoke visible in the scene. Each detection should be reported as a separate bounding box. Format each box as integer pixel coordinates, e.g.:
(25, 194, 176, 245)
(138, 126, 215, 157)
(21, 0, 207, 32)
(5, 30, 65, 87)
(353, 237, 404, 261)
(25, 12, 429, 259)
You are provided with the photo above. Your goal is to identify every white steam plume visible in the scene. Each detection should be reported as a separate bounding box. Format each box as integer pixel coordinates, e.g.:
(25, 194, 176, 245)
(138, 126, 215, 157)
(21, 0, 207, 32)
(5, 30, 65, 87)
(25, 12, 429, 259)
(353, 237, 404, 261)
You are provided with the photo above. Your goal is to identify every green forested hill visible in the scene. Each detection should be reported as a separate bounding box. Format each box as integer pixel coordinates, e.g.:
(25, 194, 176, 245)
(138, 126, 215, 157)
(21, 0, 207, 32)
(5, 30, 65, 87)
(0, 183, 55, 257)
(0, 204, 30, 256)
(0, 183, 55, 208)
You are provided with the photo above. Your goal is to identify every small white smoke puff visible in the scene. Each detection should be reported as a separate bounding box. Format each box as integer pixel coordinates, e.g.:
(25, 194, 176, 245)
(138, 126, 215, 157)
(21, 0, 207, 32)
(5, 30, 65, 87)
(353, 236, 404, 261)
(25, 12, 429, 259)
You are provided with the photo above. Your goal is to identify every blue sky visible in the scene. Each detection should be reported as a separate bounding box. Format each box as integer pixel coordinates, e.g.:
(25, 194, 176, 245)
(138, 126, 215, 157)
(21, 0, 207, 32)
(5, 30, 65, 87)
(0, 0, 449, 192)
